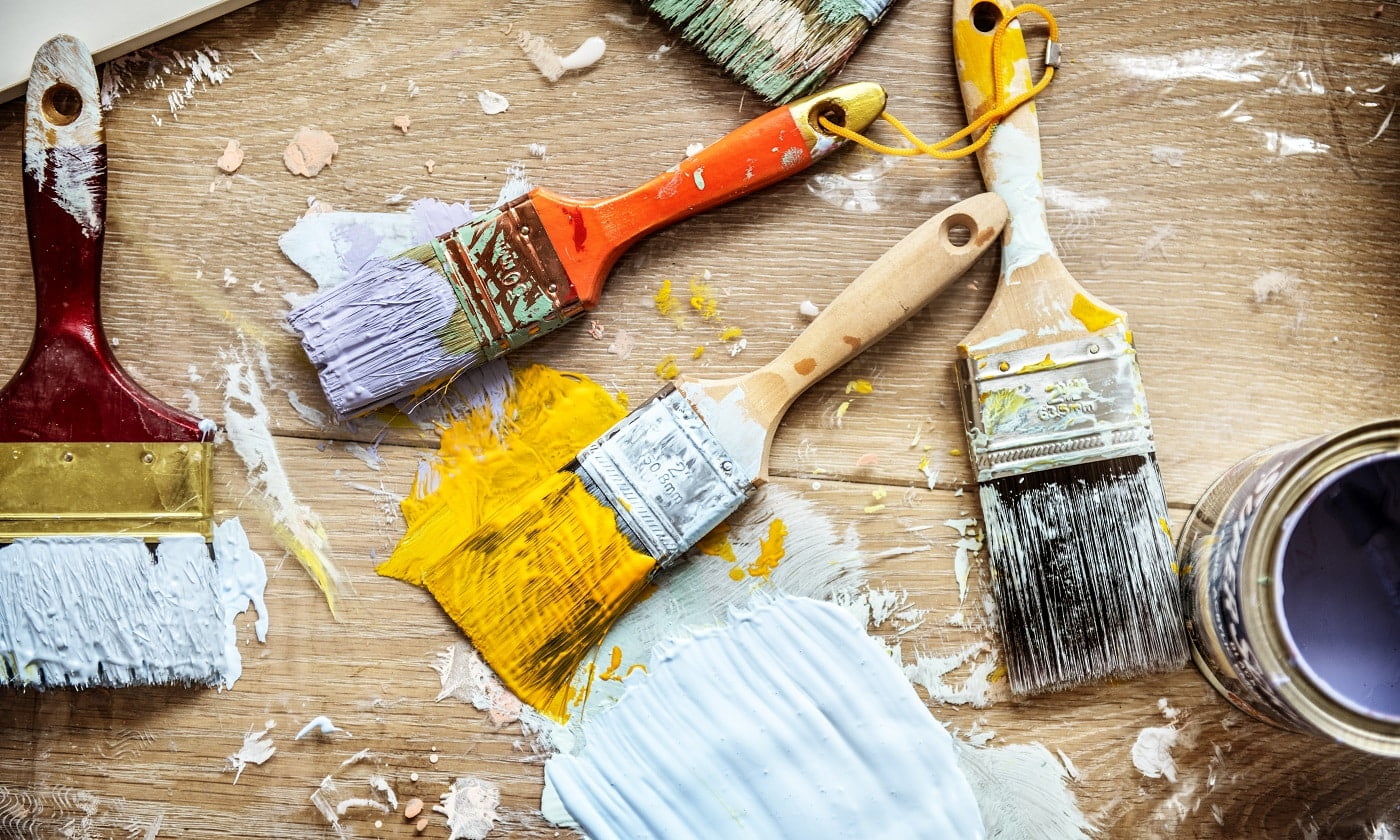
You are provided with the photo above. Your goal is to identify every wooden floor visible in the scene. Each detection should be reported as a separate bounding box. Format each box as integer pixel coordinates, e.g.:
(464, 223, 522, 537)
(1, 0, 1398, 837)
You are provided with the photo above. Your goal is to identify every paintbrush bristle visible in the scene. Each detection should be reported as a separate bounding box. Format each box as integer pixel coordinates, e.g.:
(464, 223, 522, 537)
(980, 454, 1188, 695)
(288, 252, 484, 419)
(642, 0, 894, 102)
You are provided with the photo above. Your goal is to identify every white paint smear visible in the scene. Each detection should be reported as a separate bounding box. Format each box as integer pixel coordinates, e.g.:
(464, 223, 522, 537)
(435, 777, 501, 840)
(543, 595, 986, 839)
(1262, 131, 1330, 156)
(517, 31, 606, 82)
(1111, 48, 1266, 83)
(295, 716, 349, 739)
(956, 740, 1094, 839)
(1132, 725, 1180, 782)
(1253, 269, 1301, 303)
(988, 122, 1055, 275)
(433, 641, 523, 726)
(905, 643, 1001, 707)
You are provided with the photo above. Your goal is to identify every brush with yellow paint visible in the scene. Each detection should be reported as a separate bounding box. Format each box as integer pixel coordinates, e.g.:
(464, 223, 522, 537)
(951, 0, 1186, 694)
(404, 192, 1008, 720)
(287, 82, 887, 420)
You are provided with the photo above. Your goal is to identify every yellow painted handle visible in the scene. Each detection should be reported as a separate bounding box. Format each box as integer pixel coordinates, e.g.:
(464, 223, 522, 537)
(953, 0, 1041, 184)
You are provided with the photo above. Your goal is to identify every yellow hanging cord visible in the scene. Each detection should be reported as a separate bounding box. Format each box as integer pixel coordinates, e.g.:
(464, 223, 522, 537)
(819, 4, 1060, 160)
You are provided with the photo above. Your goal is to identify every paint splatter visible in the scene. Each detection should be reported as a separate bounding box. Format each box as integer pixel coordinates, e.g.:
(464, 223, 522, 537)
(542, 595, 985, 838)
(1261, 131, 1330, 157)
(655, 354, 680, 380)
(217, 139, 244, 173)
(741, 518, 787, 579)
(283, 127, 339, 177)
(435, 777, 500, 840)
(478, 90, 509, 115)
(1252, 269, 1301, 303)
(433, 642, 523, 726)
(1132, 726, 1180, 782)
(228, 727, 275, 783)
(905, 643, 1001, 708)
(295, 716, 349, 739)
(393, 115, 411, 134)
(100, 45, 232, 118)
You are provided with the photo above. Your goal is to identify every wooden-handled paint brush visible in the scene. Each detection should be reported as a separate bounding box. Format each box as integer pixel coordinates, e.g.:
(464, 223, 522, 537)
(287, 82, 888, 420)
(407, 192, 1009, 720)
(0, 35, 225, 688)
(952, 0, 1187, 695)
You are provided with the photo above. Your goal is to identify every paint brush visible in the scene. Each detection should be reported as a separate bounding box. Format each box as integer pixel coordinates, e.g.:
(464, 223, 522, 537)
(639, 0, 899, 103)
(0, 35, 225, 688)
(410, 192, 1009, 720)
(951, 0, 1187, 694)
(288, 82, 888, 420)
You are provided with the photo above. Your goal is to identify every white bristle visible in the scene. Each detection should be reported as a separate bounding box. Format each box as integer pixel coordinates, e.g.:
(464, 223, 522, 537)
(980, 456, 1188, 695)
(0, 537, 226, 689)
(287, 255, 481, 419)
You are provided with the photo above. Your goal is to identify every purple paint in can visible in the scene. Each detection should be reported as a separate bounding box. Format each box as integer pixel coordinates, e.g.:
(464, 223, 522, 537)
(1178, 419, 1400, 757)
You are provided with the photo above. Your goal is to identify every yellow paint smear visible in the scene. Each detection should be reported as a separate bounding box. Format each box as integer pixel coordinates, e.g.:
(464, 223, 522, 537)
(695, 522, 737, 563)
(692, 345, 706, 360)
(953, 18, 1028, 116)
(845, 379, 873, 395)
(654, 278, 677, 317)
(745, 518, 788, 579)
(719, 326, 743, 342)
(1070, 293, 1121, 333)
(1018, 354, 1059, 374)
(379, 364, 627, 587)
(420, 470, 657, 722)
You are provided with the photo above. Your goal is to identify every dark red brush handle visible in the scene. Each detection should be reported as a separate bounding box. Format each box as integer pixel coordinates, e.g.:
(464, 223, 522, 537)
(0, 35, 202, 443)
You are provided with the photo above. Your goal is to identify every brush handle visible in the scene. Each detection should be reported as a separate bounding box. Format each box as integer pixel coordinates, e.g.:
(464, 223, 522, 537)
(952, 0, 1123, 351)
(530, 82, 888, 306)
(0, 35, 202, 443)
(695, 192, 1008, 451)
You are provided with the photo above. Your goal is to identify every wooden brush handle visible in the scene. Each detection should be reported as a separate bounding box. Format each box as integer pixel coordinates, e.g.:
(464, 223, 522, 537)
(952, 0, 1124, 351)
(530, 82, 888, 305)
(952, 0, 1053, 275)
(0, 35, 202, 443)
(698, 192, 1009, 433)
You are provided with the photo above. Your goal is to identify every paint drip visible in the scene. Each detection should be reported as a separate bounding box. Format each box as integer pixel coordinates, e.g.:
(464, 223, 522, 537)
(543, 594, 985, 839)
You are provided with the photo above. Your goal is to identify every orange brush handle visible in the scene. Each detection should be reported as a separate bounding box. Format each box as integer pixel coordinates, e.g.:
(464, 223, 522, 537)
(531, 82, 887, 306)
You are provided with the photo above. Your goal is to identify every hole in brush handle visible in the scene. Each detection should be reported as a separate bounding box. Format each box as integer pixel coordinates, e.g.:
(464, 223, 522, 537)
(42, 83, 83, 126)
(972, 1, 1004, 33)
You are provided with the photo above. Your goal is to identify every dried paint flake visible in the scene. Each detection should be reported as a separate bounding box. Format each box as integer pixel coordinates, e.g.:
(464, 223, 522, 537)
(478, 90, 510, 115)
(228, 727, 276, 783)
(719, 326, 742, 342)
(393, 114, 412, 134)
(688, 277, 721, 319)
(798, 299, 820, 319)
(905, 644, 1000, 708)
(728, 338, 747, 357)
(517, 31, 606, 82)
(405, 798, 424, 819)
(217, 139, 245, 173)
(686, 141, 705, 157)
(587, 321, 606, 340)
(654, 279, 679, 318)
(284, 127, 339, 177)
(425, 159, 436, 174)
(435, 777, 500, 840)
(845, 379, 873, 395)
(1132, 725, 1180, 782)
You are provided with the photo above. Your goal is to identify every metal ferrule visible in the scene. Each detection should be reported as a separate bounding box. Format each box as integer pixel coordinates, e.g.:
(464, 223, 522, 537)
(433, 195, 584, 359)
(958, 326, 1155, 482)
(570, 386, 754, 570)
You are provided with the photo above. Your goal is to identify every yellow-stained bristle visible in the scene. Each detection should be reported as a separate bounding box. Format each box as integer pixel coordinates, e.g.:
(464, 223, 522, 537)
(422, 471, 656, 721)
(401, 242, 442, 269)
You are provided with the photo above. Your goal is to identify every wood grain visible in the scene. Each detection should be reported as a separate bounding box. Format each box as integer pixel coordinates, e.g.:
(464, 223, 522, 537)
(0, 0, 1398, 837)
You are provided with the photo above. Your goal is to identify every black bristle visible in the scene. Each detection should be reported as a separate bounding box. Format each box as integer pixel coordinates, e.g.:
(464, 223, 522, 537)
(981, 454, 1188, 695)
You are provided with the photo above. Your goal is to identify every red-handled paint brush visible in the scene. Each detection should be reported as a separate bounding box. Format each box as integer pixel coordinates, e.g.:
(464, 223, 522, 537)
(0, 35, 225, 689)
(287, 82, 888, 419)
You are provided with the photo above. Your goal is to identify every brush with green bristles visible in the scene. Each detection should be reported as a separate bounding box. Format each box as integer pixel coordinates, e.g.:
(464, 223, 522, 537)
(639, 0, 900, 102)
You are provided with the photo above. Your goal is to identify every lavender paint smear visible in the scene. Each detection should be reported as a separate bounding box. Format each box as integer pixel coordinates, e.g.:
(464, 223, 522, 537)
(279, 198, 473, 290)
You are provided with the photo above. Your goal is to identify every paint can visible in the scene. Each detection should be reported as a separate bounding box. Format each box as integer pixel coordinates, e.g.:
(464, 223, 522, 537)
(1177, 419, 1400, 757)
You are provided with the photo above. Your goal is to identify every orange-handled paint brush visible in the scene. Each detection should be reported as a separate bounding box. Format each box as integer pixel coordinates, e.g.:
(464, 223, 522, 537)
(402, 192, 1009, 720)
(288, 82, 888, 419)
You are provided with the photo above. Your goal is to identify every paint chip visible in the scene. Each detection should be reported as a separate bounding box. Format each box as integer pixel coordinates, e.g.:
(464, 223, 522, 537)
(295, 715, 349, 739)
(283, 127, 338, 177)
(478, 90, 510, 115)
(655, 354, 679, 380)
(1132, 725, 1180, 782)
(217, 139, 244, 173)
(393, 115, 412, 134)
(798, 299, 820, 319)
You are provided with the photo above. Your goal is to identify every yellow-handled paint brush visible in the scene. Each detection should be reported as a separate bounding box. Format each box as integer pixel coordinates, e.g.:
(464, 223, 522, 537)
(0, 35, 229, 689)
(951, 0, 1187, 694)
(397, 193, 1009, 720)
